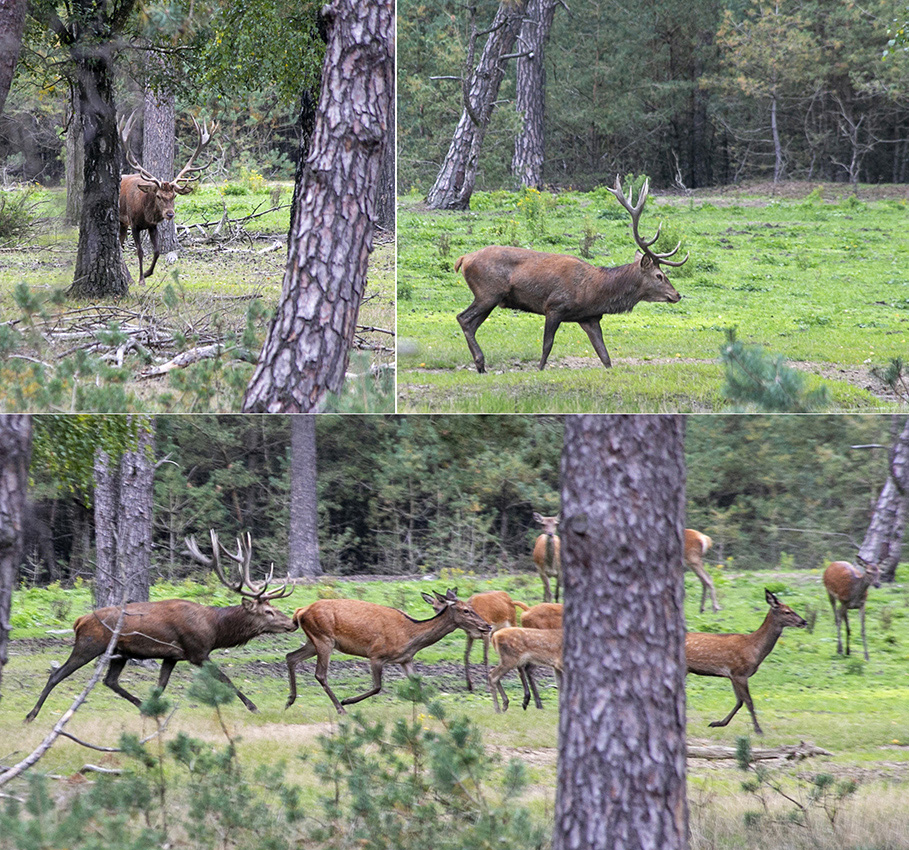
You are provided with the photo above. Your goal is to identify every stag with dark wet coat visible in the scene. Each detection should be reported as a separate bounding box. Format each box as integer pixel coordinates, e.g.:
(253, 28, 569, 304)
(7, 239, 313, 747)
(455, 176, 688, 372)
(25, 531, 294, 722)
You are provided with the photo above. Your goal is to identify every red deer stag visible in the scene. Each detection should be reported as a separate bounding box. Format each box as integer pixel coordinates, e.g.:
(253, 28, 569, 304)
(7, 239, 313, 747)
(488, 627, 563, 713)
(685, 589, 807, 735)
(426, 590, 529, 692)
(823, 557, 881, 660)
(284, 588, 490, 714)
(118, 113, 217, 285)
(25, 531, 294, 722)
(455, 176, 687, 372)
(685, 528, 719, 613)
(532, 512, 561, 603)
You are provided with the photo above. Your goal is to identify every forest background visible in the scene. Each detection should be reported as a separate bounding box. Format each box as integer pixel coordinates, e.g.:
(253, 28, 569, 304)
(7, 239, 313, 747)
(21, 414, 897, 587)
(398, 0, 909, 194)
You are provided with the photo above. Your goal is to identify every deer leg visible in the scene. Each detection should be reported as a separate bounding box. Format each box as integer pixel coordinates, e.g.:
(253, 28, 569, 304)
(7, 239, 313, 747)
(577, 318, 612, 369)
(200, 661, 259, 712)
(829, 597, 843, 655)
(25, 642, 104, 723)
(860, 603, 869, 661)
(457, 299, 497, 374)
(843, 609, 852, 656)
(735, 677, 762, 736)
(541, 572, 552, 603)
(103, 656, 143, 707)
(539, 313, 563, 370)
(144, 225, 160, 279)
(340, 657, 386, 707)
(521, 664, 544, 711)
(488, 662, 510, 713)
(156, 658, 178, 690)
(284, 640, 318, 709)
(131, 226, 146, 285)
(481, 633, 491, 695)
(554, 573, 560, 603)
(464, 634, 475, 692)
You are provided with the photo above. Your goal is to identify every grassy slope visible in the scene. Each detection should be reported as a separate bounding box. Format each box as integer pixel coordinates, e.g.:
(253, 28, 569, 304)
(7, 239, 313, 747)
(397, 184, 909, 412)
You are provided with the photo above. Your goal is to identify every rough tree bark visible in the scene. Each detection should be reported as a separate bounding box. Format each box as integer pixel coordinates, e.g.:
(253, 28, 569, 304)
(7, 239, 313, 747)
(425, 0, 527, 210)
(512, 0, 558, 189)
(64, 89, 84, 225)
(289, 415, 322, 578)
(93, 420, 155, 608)
(242, 0, 394, 412)
(0, 0, 26, 118)
(0, 415, 32, 701)
(554, 415, 688, 850)
(142, 84, 178, 257)
(860, 415, 909, 582)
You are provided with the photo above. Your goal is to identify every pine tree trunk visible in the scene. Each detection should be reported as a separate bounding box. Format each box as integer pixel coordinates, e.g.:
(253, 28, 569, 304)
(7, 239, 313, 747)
(0, 415, 32, 701)
(861, 416, 909, 582)
(143, 85, 178, 257)
(289, 415, 322, 577)
(64, 90, 84, 226)
(68, 50, 130, 299)
(554, 415, 688, 850)
(374, 68, 396, 231)
(92, 448, 120, 608)
(0, 0, 26, 118)
(512, 0, 557, 189)
(242, 0, 394, 413)
(426, 1, 527, 210)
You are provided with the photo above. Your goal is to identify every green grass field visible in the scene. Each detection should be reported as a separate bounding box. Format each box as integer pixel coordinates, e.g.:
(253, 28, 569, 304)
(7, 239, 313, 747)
(0, 183, 394, 412)
(3, 567, 908, 847)
(397, 182, 909, 413)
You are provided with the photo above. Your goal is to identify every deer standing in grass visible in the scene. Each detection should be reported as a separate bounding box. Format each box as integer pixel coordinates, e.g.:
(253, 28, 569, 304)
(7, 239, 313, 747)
(455, 176, 687, 372)
(533, 512, 561, 603)
(685, 528, 719, 613)
(488, 627, 563, 713)
(118, 113, 218, 284)
(685, 589, 807, 735)
(425, 590, 529, 692)
(823, 557, 881, 661)
(25, 531, 294, 723)
(284, 588, 490, 714)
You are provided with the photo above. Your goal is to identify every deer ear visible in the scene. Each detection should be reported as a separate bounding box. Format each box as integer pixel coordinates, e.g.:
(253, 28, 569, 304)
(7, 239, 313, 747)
(639, 252, 655, 270)
(174, 184, 195, 195)
(137, 182, 157, 194)
(532, 512, 543, 523)
(421, 592, 437, 606)
(765, 589, 779, 607)
(446, 587, 458, 600)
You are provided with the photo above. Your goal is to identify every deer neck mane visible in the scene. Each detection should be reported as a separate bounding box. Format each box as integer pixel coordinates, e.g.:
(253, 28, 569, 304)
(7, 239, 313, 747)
(400, 608, 458, 655)
(595, 262, 649, 314)
(213, 603, 262, 649)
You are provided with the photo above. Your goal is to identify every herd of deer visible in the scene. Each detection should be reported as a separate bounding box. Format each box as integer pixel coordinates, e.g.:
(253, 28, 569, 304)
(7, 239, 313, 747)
(23, 524, 882, 737)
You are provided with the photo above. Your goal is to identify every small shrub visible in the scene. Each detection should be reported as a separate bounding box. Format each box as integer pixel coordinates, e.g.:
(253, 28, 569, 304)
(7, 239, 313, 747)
(0, 187, 39, 242)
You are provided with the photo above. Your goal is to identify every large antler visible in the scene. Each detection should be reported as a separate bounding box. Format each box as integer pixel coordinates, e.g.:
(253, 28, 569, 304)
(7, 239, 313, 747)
(185, 530, 293, 601)
(173, 117, 219, 191)
(117, 111, 162, 187)
(607, 175, 689, 267)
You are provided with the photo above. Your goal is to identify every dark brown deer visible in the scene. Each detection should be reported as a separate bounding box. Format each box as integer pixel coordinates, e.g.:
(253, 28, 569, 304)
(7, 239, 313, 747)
(455, 176, 688, 372)
(118, 113, 217, 284)
(25, 531, 294, 723)
(685, 589, 807, 735)
(284, 588, 490, 714)
(532, 512, 561, 603)
(425, 589, 530, 692)
(823, 557, 881, 660)
(685, 528, 719, 613)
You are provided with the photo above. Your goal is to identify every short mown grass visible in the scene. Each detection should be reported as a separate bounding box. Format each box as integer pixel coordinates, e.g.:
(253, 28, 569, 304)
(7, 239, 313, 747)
(397, 183, 909, 412)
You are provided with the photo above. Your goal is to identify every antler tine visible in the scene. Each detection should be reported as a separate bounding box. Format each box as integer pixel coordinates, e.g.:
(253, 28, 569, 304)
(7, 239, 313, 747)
(173, 116, 218, 188)
(118, 110, 161, 186)
(184, 534, 213, 567)
(258, 562, 295, 601)
(607, 175, 689, 267)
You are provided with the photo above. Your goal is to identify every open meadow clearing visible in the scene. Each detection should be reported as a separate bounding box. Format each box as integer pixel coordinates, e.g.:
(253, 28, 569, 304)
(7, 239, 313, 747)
(0, 184, 394, 412)
(397, 182, 909, 413)
(3, 568, 908, 849)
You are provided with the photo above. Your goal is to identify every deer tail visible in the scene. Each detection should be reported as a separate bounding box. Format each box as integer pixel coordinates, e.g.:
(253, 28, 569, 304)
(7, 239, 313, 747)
(454, 255, 466, 273)
(512, 600, 530, 612)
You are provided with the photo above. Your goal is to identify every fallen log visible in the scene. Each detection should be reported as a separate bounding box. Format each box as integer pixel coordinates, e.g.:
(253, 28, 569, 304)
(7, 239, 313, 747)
(687, 741, 832, 762)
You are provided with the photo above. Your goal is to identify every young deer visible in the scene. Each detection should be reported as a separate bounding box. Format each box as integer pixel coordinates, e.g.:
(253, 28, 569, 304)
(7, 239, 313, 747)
(426, 590, 529, 692)
(823, 557, 881, 660)
(532, 512, 561, 603)
(284, 588, 490, 714)
(685, 528, 719, 613)
(488, 627, 563, 713)
(520, 602, 563, 630)
(26, 531, 295, 722)
(685, 589, 807, 735)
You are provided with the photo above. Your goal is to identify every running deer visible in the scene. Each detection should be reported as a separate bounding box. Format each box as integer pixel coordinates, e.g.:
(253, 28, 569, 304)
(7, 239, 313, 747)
(284, 588, 490, 714)
(455, 176, 687, 372)
(823, 557, 881, 660)
(425, 590, 529, 692)
(685, 528, 719, 613)
(118, 113, 218, 284)
(521, 602, 563, 630)
(25, 531, 294, 722)
(685, 589, 807, 735)
(488, 627, 563, 712)
(532, 512, 561, 603)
